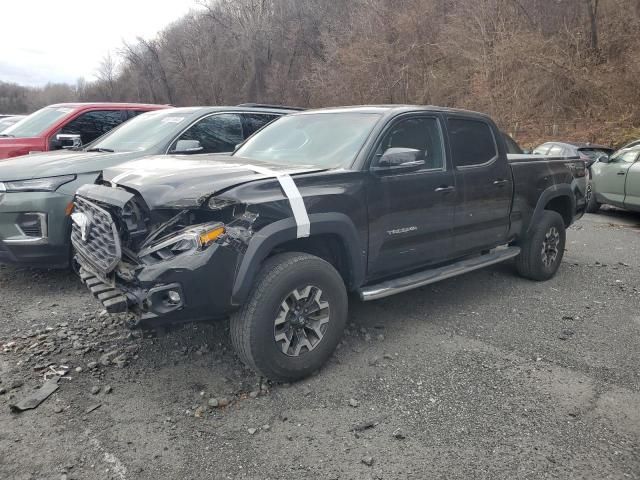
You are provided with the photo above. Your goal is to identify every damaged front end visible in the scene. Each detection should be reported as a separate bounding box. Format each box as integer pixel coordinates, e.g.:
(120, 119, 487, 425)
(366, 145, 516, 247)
(71, 183, 258, 326)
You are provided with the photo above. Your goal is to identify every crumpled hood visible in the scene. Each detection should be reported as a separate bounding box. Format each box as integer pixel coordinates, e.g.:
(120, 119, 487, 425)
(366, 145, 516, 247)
(0, 149, 142, 181)
(103, 154, 322, 209)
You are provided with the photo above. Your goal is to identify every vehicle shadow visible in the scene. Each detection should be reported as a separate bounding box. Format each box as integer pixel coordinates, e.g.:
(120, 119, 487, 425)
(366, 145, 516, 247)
(590, 207, 640, 227)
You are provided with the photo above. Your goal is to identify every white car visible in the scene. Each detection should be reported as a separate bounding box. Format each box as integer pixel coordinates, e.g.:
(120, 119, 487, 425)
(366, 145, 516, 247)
(587, 145, 640, 213)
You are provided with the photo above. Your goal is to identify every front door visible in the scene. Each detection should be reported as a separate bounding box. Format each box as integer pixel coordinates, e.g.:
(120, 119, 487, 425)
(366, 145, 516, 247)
(367, 115, 455, 279)
(593, 149, 639, 206)
(446, 116, 512, 256)
(623, 156, 640, 211)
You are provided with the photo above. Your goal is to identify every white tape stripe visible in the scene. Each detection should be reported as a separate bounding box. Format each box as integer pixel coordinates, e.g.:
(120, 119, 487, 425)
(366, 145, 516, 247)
(277, 174, 311, 238)
(246, 165, 310, 238)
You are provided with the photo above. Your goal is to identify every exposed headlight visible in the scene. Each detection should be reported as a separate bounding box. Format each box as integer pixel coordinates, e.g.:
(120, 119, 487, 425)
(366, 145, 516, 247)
(0, 175, 76, 192)
(139, 222, 225, 259)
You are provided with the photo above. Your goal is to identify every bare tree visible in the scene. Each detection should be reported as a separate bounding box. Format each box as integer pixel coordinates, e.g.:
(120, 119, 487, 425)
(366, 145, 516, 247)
(95, 52, 117, 100)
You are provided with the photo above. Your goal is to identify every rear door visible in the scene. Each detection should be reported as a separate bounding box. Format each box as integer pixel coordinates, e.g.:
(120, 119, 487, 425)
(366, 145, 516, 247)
(594, 150, 639, 206)
(446, 116, 512, 256)
(366, 114, 455, 278)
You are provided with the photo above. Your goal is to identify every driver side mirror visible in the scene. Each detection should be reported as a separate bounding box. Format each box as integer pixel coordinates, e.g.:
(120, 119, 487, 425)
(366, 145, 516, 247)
(55, 133, 82, 150)
(172, 139, 204, 154)
(372, 148, 425, 173)
(597, 154, 610, 163)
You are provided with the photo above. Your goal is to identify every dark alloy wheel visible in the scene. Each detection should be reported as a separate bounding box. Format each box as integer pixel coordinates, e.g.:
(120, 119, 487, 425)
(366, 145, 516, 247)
(516, 210, 566, 281)
(586, 182, 601, 213)
(274, 285, 331, 357)
(541, 226, 561, 268)
(230, 252, 348, 382)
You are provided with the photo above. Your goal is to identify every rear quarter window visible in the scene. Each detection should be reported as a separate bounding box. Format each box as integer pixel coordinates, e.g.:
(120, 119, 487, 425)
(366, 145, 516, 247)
(448, 118, 497, 167)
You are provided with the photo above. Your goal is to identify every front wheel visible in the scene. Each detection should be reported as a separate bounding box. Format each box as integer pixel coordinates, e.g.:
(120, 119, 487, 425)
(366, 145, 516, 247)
(585, 182, 601, 213)
(230, 252, 348, 382)
(515, 210, 566, 281)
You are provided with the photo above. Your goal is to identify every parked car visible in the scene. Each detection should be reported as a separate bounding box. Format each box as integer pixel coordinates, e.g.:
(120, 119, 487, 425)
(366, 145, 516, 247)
(533, 141, 614, 168)
(0, 103, 168, 160)
(0, 115, 26, 133)
(0, 105, 297, 268)
(586, 144, 640, 213)
(72, 105, 588, 381)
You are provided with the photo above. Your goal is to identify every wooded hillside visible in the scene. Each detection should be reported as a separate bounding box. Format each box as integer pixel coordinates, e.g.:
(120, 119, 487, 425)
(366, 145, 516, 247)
(3, 0, 640, 146)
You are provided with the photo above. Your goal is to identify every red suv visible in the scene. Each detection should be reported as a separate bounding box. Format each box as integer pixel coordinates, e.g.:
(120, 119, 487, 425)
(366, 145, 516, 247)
(0, 103, 169, 160)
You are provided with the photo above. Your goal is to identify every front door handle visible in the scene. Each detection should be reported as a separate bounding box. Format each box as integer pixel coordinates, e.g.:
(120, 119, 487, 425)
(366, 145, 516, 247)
(435, 186, 455, 193)
(617, 171, 627, 176)
(493, 179, 509, 186)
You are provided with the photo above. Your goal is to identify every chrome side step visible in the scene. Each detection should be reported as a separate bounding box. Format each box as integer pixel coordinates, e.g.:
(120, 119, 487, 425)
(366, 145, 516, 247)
(358, 246, 521, 301)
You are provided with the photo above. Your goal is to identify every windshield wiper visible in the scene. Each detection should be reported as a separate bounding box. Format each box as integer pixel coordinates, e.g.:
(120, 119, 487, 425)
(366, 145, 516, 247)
(0, 134, 15, 138)
(86, 147, 115, 153)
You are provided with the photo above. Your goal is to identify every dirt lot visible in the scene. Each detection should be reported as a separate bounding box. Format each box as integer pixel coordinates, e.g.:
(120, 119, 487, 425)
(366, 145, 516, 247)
(0, 210, 639, 480)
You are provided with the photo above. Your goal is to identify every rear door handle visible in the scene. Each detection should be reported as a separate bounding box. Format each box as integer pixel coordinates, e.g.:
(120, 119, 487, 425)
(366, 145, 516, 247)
(617, 171, 627, 176)
(493, 179, 509, 186)
(435, 186, 455, 193)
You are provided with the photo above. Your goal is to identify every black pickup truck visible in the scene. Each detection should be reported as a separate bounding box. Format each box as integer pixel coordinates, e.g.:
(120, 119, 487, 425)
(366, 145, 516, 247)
(71, 106, 587, 381)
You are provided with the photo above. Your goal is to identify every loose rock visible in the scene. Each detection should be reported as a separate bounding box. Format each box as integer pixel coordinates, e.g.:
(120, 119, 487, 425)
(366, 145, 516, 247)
(349, 398, 359, 408)
(361, 456, 374, 467)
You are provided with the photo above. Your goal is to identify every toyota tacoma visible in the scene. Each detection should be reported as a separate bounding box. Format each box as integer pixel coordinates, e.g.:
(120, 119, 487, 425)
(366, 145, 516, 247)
(72, 106, 588, 381)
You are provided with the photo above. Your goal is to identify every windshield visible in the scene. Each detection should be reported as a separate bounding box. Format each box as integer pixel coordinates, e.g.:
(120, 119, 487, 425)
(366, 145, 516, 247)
(0, 117, 22, 133)
(234, 113, 381, 168)
(90, 110, 189, 152)
(1, 107, 72, 138)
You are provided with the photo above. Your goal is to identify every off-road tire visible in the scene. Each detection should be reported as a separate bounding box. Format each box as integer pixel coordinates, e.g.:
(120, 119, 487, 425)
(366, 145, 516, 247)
(230, 252, 348, 382)
(516, 210, 566, 281)
(585, 183, 601, 213)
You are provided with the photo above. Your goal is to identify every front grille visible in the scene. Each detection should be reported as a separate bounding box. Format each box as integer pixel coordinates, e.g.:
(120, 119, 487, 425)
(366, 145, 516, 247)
(71, 196, 122, 273)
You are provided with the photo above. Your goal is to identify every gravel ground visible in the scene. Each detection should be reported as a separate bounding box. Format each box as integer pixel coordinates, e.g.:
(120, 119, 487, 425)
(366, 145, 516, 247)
(0, 210, 639, 480)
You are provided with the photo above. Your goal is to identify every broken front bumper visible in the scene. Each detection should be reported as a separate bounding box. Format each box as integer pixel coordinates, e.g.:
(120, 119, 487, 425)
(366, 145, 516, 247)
(76, 242, 242, 325)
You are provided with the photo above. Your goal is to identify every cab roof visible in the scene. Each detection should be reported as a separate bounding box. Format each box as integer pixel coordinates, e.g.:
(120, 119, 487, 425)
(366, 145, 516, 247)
(293, 104, 494, 120)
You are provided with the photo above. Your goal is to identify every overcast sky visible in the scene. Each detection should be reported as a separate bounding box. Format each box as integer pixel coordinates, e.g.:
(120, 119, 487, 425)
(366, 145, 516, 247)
(0, 0, 200, 87)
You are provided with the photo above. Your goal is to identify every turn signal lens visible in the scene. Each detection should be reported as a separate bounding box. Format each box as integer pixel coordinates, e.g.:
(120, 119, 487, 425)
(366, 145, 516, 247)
(65, 201, 75, 216)
(199, 226, 225, 247)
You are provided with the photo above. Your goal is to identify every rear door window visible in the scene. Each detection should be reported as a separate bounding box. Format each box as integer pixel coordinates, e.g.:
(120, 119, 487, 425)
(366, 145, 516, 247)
(59, 110, 126, 144)
(502, 133, 523, 154)
(447, 118, 497, 167)
(173, 113, 243, 153)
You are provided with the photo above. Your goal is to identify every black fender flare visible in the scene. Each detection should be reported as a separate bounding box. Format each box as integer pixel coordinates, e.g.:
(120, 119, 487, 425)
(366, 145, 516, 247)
(231, 213, 366, 305)
(526, 184, 575, 237)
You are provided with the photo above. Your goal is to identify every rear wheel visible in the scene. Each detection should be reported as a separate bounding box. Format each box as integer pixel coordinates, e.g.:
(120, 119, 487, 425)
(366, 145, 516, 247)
(230, 252, 348, 382)
(516, 211, 566, 281)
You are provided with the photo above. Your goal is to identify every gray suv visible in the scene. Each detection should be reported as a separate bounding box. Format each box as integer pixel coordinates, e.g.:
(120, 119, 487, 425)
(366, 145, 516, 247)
(0, 105, 298, 268)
